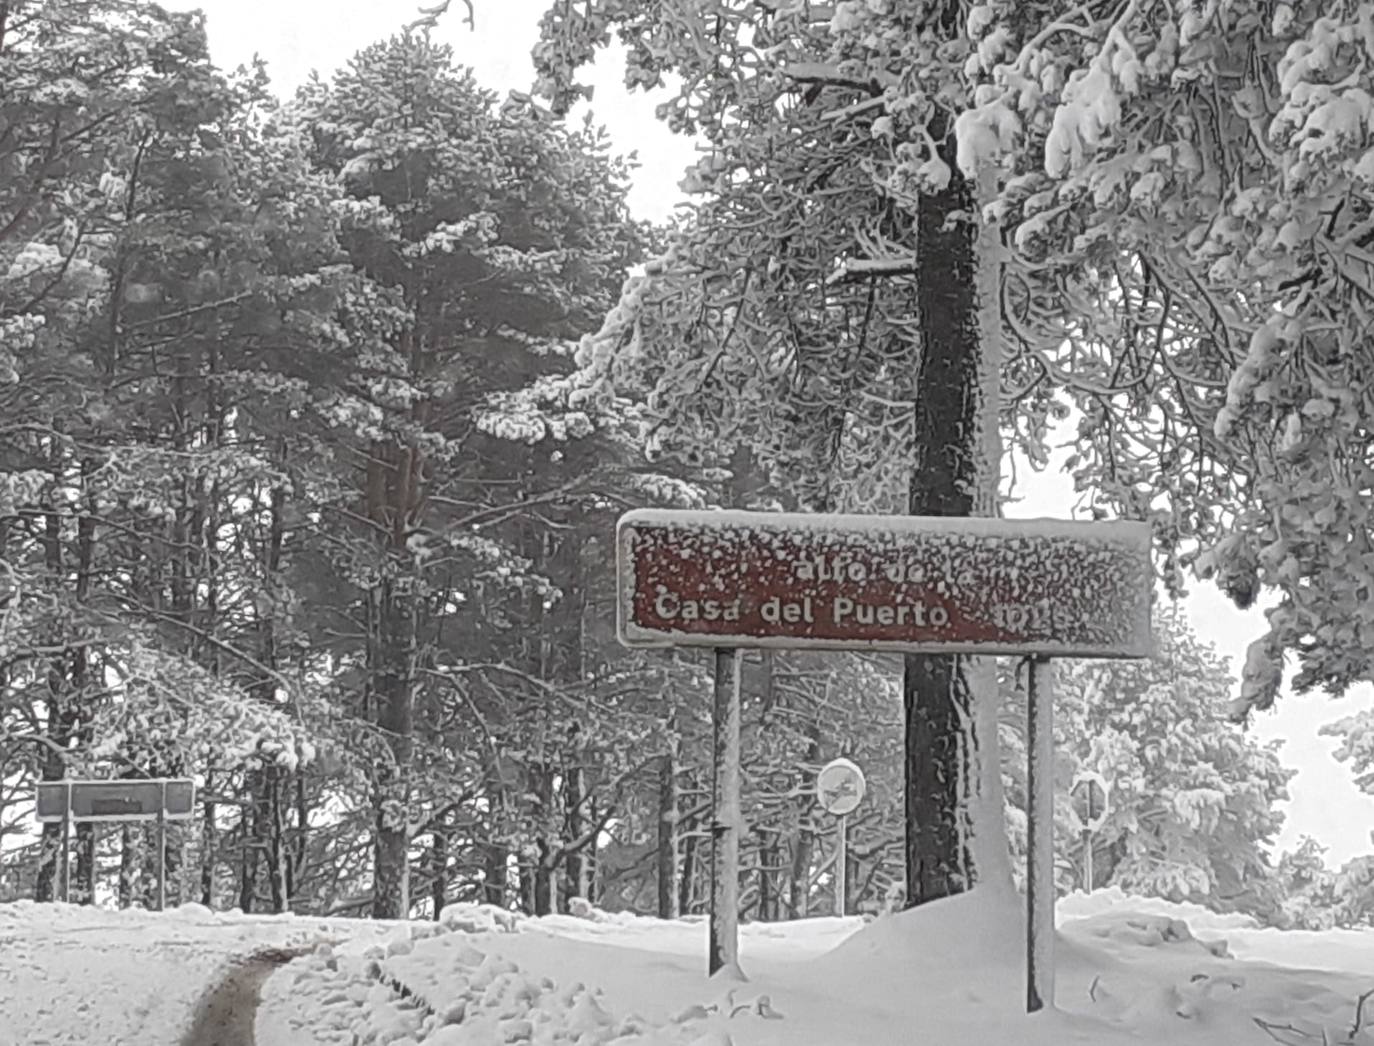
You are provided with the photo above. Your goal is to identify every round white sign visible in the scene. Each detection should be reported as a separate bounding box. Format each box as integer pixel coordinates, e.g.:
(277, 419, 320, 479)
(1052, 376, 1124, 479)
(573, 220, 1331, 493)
(816, 758, 866, 816)
(1069, 770, 1110, 832)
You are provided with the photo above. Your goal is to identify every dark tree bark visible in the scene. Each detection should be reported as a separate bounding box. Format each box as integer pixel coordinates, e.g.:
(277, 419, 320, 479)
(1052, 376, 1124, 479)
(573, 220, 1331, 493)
(518, 857, 535, 914)
(370, 573, 417, 920)
(679, 801, 700, 915)
(73, 824, 95, 904)
(757, 827, 779, 922)
(118, 825, 138, 908)
(787, 717, 823, 917)
(165, 820, 184, 907)
(266, 767, 288, 913)
(365, 401, 425, 920)
(903, 105, 1001, 907)
(532, 840, 555, 915)
(200, 771, 217, 908)
(289, 771, 310, 902)
(788, 827, 814, 918)
(70, 501, 98, 906)
(430, 817, 449, 920)
(34, 509, 74, 904)
(237, 803, 258, 913)
(565, 763, 589, 902)
(483, 841, 507, 906)
(251, 472, 292, 915)
(656, 749, 679, 919)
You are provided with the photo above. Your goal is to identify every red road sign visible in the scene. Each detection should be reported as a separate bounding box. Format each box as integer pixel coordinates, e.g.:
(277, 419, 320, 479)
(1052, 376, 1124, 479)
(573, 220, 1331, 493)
(616, 509, 1152, 657)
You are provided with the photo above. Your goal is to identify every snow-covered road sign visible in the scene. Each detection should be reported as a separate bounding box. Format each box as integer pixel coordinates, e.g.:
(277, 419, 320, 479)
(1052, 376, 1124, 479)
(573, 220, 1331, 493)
(816, 758, 866, 816)
(616, 509, 1152, 658)
(36, 778, 196, 823)
(615, 507, 1153, 1006)
(1070, 771, 1110, 832)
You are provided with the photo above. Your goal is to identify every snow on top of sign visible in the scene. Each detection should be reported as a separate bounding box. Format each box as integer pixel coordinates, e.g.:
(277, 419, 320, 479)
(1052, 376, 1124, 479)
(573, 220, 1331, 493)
(616, 508, 1152, 658)
(619, 507, 1150, 542)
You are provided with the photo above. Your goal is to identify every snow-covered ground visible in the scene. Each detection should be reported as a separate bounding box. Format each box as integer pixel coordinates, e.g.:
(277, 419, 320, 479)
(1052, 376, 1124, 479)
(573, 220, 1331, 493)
(4, 889, 1374, 1046)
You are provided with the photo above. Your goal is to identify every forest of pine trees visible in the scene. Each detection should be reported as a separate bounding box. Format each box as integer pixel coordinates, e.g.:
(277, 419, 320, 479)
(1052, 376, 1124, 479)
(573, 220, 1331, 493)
(7, 0, 1374, 931)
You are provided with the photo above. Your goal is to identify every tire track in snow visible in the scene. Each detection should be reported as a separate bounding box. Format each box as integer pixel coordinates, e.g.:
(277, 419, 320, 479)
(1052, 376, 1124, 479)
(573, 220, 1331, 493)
(180, 947, 307, 1046)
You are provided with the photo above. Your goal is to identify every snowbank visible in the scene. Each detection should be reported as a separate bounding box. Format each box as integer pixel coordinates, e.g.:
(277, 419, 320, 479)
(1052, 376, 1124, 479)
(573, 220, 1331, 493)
(257, 890, 1374, 1046)
(4, 889, 1373, 1046)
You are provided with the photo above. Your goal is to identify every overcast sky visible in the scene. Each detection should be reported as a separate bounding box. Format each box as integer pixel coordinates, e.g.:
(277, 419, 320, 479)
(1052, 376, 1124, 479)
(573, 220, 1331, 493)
(173, 0, 1374, 868)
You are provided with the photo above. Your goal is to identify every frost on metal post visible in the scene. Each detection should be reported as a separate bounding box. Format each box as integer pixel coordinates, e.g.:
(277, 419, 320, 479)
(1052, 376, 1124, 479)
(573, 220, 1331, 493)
(616, 509, 1153, 657)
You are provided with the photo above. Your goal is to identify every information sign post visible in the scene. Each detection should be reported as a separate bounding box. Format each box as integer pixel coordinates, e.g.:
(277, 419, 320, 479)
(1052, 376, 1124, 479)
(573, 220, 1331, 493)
(1070, 771, 1111, 892)
(816, 758, 866, 917)
(616, 509, 1151, 1005)
(36, 778, 196, 909)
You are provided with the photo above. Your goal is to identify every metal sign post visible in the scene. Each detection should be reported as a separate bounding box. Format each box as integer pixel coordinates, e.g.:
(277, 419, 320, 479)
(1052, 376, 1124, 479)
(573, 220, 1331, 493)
(616, 509, 1151, 1007)
(816, 758, 866, 917)
(156, 795, 168, 912)
(708, 647, 743, 977)
(1069, 771, 1110, 893)
(836, 817, 847, 917)
(1081, 827, 1093, 893)
(1025, 656, 1056, 1014)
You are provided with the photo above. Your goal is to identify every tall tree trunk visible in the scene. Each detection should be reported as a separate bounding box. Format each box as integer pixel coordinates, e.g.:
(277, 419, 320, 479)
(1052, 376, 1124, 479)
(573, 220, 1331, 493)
(656, 749, 679, 919)
(254, 474, 290, 914)
(35, 508, 74, 903)
(903, 106, 1008, 907)
(267, 767, 288, 913)
(533, 840, 555, 916)
(118, 825, 138, 908)
(73, 824, 95, 904)
(371, 573, 416, 920)
(70, 488, 98, 905)
(519, 856, 536, 914)
(237, 803, 258, 913)
(140, 823, 161, 910)
(787, 717, 822, 917)
(565, 763, 593, 903)
(788, 827, 814, 918)
(200, 770, 217, 907)
(483, 840, 507, 906)
(757, 827, 777, 922)
(199, 353, 225, 910)
(430, 832, 448, 920)
(34, 801, 62, 902)
(165, 822, 184, 908)
(679, 802, 700, 915)
(364, 393, 424, 921)
(288, 771, 310, 904)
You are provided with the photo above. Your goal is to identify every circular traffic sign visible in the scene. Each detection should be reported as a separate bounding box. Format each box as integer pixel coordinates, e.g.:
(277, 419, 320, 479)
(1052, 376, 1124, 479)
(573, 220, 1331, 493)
(1069, 770, 1110, 832)
(816, 758, 866, 816)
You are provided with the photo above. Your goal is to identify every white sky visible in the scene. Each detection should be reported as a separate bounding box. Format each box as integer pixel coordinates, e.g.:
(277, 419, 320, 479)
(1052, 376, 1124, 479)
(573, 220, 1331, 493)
(174, 0, 1374, 868)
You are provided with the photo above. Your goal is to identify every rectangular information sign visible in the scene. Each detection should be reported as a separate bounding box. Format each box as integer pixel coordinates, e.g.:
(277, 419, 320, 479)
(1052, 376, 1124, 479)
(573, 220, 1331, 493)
(617, 509, 1152, 657)
(36, 778, 197, 824)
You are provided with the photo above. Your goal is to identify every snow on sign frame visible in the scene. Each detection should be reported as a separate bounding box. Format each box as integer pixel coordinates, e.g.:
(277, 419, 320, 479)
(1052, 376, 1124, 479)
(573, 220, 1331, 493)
(616, 509, 1153, 658)
(35, 778, 196, 824)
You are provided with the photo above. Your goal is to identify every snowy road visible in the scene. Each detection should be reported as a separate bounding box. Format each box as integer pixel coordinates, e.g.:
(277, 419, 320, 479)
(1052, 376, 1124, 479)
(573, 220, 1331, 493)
(0, 901, 385, 1046)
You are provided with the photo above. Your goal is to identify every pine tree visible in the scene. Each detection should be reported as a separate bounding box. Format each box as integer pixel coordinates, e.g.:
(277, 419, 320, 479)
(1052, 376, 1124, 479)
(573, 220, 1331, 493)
(1001, 608, 1292, 913)
(292, 34, 647, 917)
